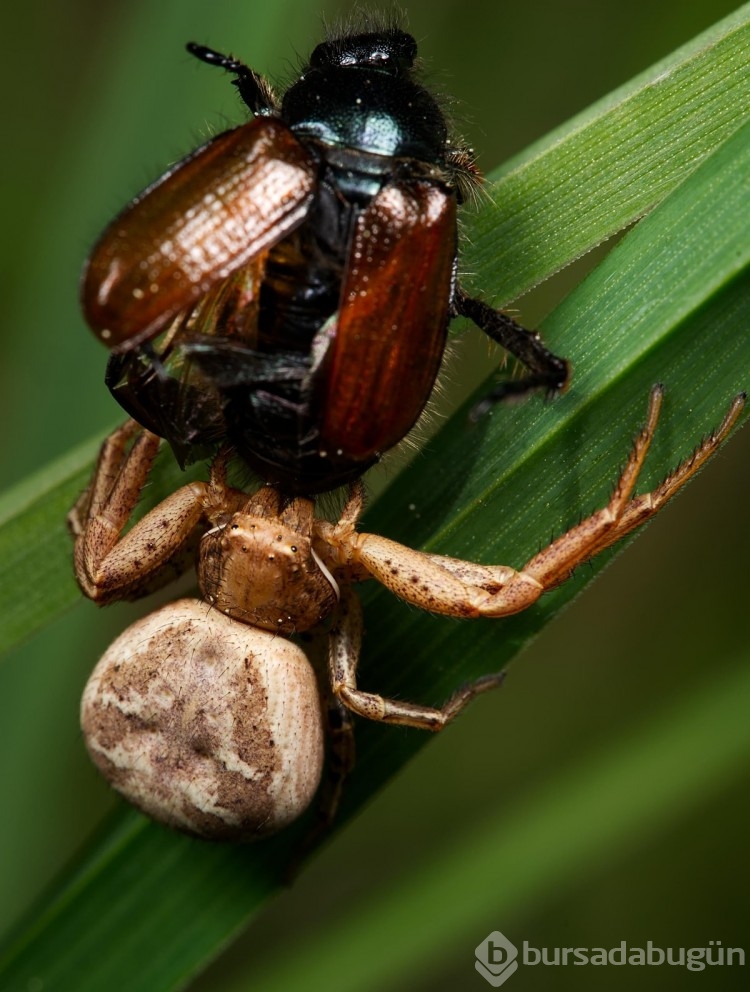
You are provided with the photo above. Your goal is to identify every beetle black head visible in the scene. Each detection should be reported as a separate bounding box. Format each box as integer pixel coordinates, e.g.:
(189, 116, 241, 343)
(282, 28, 448, 167)
(308, 28, 417, 72)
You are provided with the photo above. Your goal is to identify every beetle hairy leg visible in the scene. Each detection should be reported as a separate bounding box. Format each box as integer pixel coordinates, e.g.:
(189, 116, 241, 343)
(455, 288, 570, 419)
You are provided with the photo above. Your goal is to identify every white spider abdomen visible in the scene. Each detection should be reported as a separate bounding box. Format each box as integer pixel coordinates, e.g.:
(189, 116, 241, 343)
(81, 598, 324, 840)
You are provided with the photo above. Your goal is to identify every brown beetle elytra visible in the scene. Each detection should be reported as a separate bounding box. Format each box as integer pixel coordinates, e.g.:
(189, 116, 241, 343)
(83, 24, 569, 494)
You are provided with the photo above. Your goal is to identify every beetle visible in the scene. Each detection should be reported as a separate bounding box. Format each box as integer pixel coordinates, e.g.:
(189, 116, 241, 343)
(82, 23, 569, 494)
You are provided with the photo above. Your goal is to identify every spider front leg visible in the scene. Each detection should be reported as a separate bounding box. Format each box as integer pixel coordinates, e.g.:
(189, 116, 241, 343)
(69, 420, 211, 604)
(332, 387, 745, 620)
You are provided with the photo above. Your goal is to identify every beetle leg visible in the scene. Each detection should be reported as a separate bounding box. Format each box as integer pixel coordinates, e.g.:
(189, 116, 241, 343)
(70, 421, 210, 604)
(186, 43, 279, 116)
(328, 586, 503, 730)
(333, 387, 745, 619)
(454, 286, 570, 417)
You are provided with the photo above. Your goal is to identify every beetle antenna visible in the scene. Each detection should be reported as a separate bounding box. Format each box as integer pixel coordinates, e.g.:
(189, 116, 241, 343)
(186, 42, 279, 117)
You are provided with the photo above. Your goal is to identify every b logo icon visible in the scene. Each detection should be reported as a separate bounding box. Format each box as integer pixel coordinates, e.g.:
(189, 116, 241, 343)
(475, 931, 519, 986)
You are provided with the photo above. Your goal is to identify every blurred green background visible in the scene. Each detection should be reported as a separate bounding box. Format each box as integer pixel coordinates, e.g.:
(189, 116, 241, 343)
(1, 1, 748, 990)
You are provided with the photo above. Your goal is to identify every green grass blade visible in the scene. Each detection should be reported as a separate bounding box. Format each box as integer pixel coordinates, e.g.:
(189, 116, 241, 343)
(0, 445, 95, 655)
(465, 2, 750, 302)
